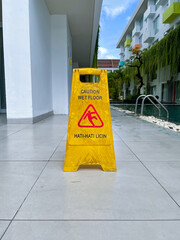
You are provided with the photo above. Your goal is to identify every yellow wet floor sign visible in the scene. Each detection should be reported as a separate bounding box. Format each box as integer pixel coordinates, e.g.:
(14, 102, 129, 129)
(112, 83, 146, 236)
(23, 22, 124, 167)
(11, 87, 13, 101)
(64, 68, 116, 171)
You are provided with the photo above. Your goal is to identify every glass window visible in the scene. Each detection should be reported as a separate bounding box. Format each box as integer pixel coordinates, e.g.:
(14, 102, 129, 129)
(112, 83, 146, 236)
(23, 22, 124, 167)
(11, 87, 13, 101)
(154, 0, 160, 10)
(139, 35, 142, 45)
(152, 39, 159, 46)
(150, 86, 156, 96)
(154, 15, 159, 34)
(139, 15, 143, 30)
(176, 81, 180, 103)
(162, 83, 168, 102)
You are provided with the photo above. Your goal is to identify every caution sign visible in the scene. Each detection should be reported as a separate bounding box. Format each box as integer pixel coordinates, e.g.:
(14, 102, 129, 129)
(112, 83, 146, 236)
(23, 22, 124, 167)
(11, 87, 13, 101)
(78, 104, 104, 128)
(64, 68, 116, 171)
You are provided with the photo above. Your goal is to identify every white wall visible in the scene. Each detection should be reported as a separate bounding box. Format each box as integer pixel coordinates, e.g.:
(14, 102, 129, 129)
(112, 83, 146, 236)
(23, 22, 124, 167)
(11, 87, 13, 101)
(67, 21, 72, 109)
(51, 15, 71, 114)
(3, 0, 73, 120)
(2, 0, 33, 119)
(29, 0, 52, 117)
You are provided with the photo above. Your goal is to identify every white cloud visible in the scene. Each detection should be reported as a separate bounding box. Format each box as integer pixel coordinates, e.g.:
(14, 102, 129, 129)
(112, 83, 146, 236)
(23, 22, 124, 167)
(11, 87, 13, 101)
(103, 0, 139, 18)
(126, 16, 131, 22)
(100, 17, 105, 30)
(98, 47, 119, 59)
(99, 47, 108, 56)
(104, 5, 126, 18)
(106, 54, 118, 59)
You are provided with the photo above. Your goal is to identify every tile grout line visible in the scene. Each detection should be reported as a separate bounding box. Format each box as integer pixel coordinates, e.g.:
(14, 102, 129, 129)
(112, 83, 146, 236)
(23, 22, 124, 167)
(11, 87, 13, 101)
(0, 160, 49, 240)
(4, 219, 180, 222)
(0, 133, 64, 240)
(0, 138, 63, 240)
(48, 133, 67, 161)
(115, 130, 180, 209)
(0, 118, 68, 239)
(0, 125, 31, 143)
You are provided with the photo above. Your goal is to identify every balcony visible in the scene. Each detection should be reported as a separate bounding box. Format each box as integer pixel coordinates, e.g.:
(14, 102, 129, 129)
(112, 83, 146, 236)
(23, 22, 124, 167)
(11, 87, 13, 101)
(124, 39, 132, 48)
(132, 26, 140, 36)
(143, 28, 155, 43)
(119, 61, 124, 67)
(163, 2, 180, 24)
(156, 0, 167, 7)
(144, 5, 156, 20)
(132, 44, 141, 54)
(119, 48, 125, 55)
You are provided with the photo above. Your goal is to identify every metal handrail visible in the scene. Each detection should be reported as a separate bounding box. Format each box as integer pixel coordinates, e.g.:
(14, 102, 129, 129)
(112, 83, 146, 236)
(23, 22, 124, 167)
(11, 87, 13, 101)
(135, 95, 146, 115)
(135, 95, 160, 117)
(141, 95, 169, 121)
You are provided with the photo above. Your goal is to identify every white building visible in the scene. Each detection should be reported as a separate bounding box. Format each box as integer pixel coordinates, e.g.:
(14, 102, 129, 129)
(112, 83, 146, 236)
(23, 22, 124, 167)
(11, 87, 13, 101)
(117, 0, 180, 102)
(0, 0, 102, 123)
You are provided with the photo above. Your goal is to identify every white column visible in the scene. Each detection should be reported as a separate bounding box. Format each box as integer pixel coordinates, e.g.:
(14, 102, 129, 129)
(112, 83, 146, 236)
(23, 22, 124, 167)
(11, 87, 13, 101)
(51, 15, 69, 114)
(29, 0, 52, 119)
(2, 0, 33, 122)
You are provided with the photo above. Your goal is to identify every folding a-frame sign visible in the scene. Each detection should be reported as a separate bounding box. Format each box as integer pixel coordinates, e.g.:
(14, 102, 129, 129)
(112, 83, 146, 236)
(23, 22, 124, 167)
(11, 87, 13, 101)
(64, 68, 116, 171)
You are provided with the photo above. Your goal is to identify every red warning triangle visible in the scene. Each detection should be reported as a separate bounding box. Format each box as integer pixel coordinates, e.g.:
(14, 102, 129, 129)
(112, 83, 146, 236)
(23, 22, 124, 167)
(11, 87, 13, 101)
(78, 104, 104, 128)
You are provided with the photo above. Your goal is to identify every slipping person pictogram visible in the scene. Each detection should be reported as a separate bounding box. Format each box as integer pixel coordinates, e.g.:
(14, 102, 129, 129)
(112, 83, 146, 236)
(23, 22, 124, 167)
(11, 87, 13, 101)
(84, 110, 97, 127)
(78, 104, 103, 128)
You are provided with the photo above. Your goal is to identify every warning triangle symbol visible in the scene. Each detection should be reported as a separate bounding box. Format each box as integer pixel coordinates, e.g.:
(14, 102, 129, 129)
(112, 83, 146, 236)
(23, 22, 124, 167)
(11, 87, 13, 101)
(78, 104, 104, 128)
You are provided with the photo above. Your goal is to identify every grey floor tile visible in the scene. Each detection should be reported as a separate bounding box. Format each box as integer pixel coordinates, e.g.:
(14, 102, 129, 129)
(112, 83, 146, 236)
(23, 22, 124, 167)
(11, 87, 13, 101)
(0, 124, 28, 141)
(50, 141, 66, 160)
(0, 221, 9, 239)
(0, 162, 46, 219)
(0, 138, 58, 161)
(114, 141, 134, 155)
(144, 162, 180, 205)
(136, 152, 180, 162)
(126, 140, 180, 154)
(15, 162, 180, 220)
(1, 111, 180, 239)
(115, 153, 138, 162)
(3, 221, 180, 240)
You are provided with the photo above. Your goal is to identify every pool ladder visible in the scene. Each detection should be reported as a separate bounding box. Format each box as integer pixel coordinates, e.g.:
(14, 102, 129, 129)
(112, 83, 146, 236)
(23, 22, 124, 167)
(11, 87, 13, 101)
(135, 95, 169, 121)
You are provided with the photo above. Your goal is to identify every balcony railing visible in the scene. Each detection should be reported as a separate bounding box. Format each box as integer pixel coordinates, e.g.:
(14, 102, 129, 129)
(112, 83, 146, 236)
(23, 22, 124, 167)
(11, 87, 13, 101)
(144, 5, 156, 20)
(132, 26, 140, 36)
(119, 61, 124, 67)
(163, 2, 180, 23)
(124, 39, 132, 48)
(119, 48, 125, 55)
(156, 0, 167, 7)
(143, 28, 155, 43)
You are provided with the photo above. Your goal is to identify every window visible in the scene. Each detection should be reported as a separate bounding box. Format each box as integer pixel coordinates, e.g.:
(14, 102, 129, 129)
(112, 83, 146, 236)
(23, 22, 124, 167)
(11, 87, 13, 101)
(176, 81, 180, 103)
(152, 39, 159, 46)
(150, 86, 156, 96)
(154, 0, 160, 10)
(139, 15, 143, 30)
(154, 15, 159, 34)
(162, 83, 168, 102)
(139, 34, 143, 45)
(164, 27, 174, 36)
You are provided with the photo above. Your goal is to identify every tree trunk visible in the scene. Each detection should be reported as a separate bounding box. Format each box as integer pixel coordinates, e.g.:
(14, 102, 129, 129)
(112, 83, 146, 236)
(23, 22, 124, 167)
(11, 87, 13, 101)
(136, 66, 144, 94)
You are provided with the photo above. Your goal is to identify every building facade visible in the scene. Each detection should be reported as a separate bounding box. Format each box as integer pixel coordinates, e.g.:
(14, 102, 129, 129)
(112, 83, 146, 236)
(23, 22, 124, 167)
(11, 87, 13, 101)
(117, 0, 180, 102)
(98, 59, 120, 73)
(0, 0, 102, 123)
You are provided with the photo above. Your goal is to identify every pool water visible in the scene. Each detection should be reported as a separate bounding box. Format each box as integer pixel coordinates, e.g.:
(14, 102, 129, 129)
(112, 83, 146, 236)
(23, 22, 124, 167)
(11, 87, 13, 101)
(113, 104, 180, 125)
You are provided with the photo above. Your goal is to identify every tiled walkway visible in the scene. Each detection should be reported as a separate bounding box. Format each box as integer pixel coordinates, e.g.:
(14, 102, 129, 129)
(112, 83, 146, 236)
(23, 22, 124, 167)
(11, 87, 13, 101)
(0, 109, 180, 239)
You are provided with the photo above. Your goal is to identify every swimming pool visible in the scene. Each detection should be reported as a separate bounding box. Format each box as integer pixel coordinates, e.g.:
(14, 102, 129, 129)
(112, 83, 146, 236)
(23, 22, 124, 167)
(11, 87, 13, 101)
(112, 104, 180, 125)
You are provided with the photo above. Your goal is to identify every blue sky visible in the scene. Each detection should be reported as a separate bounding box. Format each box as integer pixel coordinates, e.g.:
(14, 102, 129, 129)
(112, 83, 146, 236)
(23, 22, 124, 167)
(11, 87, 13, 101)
(98, 0, 140, 59)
